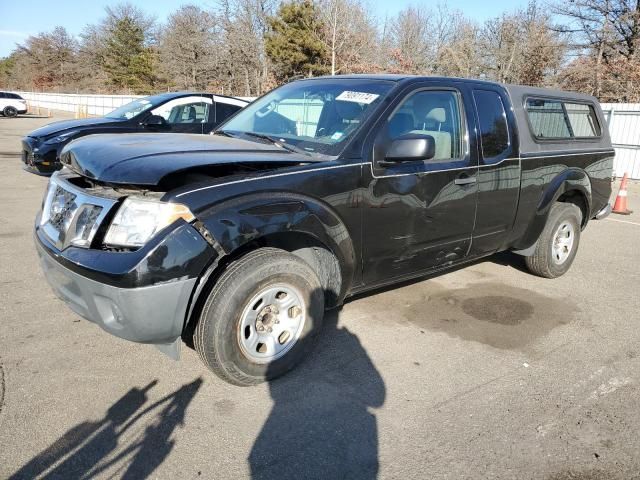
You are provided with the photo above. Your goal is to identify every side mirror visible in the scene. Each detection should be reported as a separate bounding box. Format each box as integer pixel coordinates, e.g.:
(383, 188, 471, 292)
(143, 115, 168, 128)
(383, 134, 436, 164)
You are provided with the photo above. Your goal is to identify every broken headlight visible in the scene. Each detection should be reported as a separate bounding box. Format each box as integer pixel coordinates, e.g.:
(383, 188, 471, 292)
(104, 197, 195, 248)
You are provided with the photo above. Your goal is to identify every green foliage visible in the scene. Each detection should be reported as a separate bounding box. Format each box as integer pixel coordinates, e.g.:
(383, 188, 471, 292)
(265, 1, 329, 82)
(102, 14, 158, 94)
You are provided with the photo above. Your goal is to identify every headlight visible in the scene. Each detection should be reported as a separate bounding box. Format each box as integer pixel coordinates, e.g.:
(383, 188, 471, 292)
(46, 131, 78, 144)
(104, 197, 195, 248)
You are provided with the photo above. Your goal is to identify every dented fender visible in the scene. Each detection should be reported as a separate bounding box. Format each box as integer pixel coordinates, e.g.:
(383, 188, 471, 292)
(197, 192, 357, 292)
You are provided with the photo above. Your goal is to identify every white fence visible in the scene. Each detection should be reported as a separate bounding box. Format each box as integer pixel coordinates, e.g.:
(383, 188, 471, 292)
(601, 103, 640, 179)
(14, 91, 143, 117)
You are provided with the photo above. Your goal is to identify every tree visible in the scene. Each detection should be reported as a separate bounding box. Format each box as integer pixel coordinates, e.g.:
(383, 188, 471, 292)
(265, 1, 329, 81)
(385, 6, 432, 74)
(159, 5, 220, 90)
(0, 55, 17, 89)
(477, 3, 564, 86)
(99, 4, 159, 93)
(76, 24, 111, 92)
(437, 21, 481, 78)
(315, 0, 378, 75)
(7, 27, 78, 91)
(216, 0, 276, 96)
(382, 4, 468, 76)
(554, 0, 640, 98)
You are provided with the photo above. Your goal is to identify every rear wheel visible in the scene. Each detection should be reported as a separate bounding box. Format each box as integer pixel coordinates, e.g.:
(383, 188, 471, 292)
(525, 202, 582, 278)
(194, 247, 324, 386)
(3, 106, 18, 118)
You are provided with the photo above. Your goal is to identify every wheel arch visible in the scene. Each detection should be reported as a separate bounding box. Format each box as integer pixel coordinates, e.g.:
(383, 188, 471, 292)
(513, 168, 592, 252)
(182, 193, 356, 343)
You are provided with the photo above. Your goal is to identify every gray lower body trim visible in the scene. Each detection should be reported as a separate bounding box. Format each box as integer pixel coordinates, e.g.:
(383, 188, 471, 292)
(595, 203, 612, 220)
(511, 242, 538, 257)
(37, 241, 196, 350)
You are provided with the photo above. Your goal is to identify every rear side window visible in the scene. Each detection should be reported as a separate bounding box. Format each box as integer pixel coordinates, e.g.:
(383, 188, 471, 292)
(215, 102, 241, 124)
(473, 90, 509, 160)
(526, 98, 601, 139)
(565, 102, 601, 137)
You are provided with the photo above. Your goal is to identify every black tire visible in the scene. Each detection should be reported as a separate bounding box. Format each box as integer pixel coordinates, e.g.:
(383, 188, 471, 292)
(3, 106, 18, 118)
(525, 202, 582, 278)
(194, 247, 325, 386)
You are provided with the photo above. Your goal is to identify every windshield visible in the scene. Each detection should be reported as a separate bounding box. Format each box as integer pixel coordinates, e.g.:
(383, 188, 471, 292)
(104, 97, 161, 120)
(218, 79, 394, 157)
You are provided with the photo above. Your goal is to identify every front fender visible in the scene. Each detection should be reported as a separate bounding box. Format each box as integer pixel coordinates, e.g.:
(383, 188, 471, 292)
(198, 191, 357, 297)
(514, 168, 592, 250)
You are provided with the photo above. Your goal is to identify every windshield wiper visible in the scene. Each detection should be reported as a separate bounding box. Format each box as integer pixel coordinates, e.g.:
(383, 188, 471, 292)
(213, 130, 236, 138)
(240, 132, 313, 157)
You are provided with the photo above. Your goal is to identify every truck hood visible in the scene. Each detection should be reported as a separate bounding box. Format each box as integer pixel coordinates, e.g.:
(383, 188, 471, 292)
(27, 117, 120, 139)
(60, 133, 309, 186)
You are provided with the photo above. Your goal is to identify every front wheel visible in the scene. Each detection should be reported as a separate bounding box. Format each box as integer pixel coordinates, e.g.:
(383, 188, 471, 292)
(525, 202, 582, 278)
(3, 106, 18, 118)
(194, 247, 325, 386)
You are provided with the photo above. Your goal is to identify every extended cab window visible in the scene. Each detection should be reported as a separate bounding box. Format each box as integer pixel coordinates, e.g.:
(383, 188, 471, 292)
(526, 98, 601, 139)
(387, 90, 462, 160)
(474, 90, 509, 160)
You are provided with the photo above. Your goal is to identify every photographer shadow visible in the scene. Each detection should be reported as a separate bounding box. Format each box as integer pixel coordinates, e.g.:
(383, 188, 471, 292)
(10, 378, 202, 480)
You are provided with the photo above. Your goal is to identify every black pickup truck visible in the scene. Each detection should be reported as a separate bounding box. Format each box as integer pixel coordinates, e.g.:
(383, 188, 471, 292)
(34, 75, 613, 386)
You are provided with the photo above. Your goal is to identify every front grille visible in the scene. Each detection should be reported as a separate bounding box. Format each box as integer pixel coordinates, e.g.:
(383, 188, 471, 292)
(41, 174, 116, 250)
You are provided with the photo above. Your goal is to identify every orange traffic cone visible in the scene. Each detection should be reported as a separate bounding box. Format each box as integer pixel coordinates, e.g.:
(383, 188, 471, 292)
(612, 173, 633, 215)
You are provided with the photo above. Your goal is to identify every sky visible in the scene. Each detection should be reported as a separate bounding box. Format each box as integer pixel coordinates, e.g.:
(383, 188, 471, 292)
(0, 0, 531, 58)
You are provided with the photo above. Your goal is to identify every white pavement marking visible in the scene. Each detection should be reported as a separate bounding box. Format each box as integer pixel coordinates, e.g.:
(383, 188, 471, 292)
(605, 217, 640, 226)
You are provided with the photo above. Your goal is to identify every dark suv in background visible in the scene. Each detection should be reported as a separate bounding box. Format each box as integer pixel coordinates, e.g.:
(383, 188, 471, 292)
(21, 92, 248, 175)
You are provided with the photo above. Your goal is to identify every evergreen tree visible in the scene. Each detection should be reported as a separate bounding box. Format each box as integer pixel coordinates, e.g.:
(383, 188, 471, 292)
(265, 1, 329, 82)
(101, 5, 159, 94)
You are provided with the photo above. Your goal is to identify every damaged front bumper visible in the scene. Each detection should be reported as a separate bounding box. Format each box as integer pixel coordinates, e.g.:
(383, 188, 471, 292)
(34, 218, 218, 359)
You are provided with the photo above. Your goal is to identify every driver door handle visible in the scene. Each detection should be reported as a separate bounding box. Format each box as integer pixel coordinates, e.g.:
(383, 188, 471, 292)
(454, 175, 477, 186)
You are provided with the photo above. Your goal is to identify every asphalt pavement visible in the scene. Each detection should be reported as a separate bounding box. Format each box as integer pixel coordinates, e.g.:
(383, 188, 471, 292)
(1, 113, 639, 479)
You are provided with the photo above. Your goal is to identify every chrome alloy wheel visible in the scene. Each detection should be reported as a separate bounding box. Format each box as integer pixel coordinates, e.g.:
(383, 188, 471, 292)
(551, 221, 575, 265)
(237, 284, 306, 364)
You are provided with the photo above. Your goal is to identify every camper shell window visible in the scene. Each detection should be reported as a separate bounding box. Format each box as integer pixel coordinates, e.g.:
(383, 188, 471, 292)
(525, 97, 601, 140)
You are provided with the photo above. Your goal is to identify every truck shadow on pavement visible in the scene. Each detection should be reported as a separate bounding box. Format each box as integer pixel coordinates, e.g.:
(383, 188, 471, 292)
(250, 305, 386, 480)
(9, 377, 203, 480)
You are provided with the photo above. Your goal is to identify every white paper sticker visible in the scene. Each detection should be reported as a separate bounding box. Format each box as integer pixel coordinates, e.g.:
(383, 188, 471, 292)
(331, 131, 343, 140)
(336, 91, 380, 104)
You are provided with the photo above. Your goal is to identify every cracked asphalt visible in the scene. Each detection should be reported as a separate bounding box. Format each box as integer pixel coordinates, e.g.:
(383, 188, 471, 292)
(1, 113, 640, 479)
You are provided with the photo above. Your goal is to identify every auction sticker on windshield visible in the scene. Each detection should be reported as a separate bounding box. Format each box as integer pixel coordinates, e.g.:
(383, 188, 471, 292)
(336, 91, 380, 104)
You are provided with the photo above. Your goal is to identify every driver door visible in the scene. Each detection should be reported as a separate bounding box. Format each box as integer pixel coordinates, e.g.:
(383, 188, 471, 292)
(362, 85, 479, 285)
